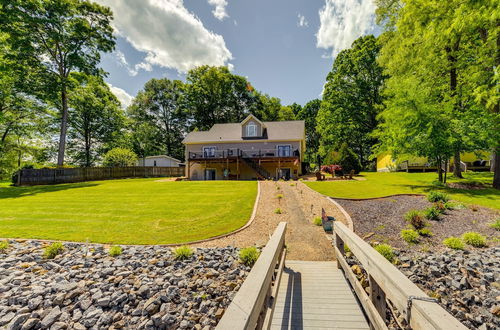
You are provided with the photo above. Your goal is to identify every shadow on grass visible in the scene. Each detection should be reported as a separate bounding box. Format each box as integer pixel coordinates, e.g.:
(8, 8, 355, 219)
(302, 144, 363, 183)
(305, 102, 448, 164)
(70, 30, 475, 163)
(397, 183, 500, 201)
(0, 182, 99, 199)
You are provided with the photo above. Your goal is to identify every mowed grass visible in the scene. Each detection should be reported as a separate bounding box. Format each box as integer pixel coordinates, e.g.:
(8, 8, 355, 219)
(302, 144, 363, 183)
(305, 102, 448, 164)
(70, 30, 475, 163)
(305, 172, 500, 210)
(0, 178, 257, 244)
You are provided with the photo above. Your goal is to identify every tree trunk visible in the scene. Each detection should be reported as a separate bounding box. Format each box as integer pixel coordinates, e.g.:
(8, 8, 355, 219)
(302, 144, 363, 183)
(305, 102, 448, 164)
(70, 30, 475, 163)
(57, 85, 69, 166)
(443, 159, 448, 184)
(453, 150, 463, 178)
(493, 150, 500, 189)
(437, 157, 443, 182)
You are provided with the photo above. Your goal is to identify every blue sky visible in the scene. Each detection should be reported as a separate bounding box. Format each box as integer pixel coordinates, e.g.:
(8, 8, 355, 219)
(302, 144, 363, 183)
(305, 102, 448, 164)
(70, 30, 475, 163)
(98, 0, 378, 108)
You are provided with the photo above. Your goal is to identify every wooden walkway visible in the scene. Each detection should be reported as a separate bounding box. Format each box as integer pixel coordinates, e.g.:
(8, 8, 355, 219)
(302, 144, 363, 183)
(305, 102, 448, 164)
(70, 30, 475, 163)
(271, 260, 369, 330)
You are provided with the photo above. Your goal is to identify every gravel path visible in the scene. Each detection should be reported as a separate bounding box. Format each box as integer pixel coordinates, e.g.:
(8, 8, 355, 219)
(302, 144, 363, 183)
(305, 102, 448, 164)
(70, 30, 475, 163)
(196, 181, 346, 261)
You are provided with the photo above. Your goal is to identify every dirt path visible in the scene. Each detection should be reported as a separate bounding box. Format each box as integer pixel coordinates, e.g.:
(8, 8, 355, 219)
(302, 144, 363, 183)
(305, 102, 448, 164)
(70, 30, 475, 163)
(195, 181, 347, 261)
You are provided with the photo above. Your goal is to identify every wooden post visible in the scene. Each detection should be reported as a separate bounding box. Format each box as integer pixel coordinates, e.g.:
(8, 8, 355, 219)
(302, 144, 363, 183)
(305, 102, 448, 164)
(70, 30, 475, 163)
(187, 160, 190, 179)
(237, 157, 239, 180)
(335, 233, 345, 269)
(369, 275, 386, 325)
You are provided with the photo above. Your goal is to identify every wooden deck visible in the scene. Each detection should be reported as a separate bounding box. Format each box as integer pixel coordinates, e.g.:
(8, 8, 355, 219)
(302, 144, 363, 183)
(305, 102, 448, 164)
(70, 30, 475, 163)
(270, 260, 369, 330)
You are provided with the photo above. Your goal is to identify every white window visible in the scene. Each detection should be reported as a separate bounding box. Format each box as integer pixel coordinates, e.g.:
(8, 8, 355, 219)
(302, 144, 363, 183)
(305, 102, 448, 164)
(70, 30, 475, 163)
(246, 123, 257, 137)
(277, 145, 291, 157)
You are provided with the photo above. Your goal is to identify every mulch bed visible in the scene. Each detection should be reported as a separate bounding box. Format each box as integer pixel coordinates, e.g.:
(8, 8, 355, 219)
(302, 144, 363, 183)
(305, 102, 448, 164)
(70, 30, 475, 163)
(335, 195, 499, 250)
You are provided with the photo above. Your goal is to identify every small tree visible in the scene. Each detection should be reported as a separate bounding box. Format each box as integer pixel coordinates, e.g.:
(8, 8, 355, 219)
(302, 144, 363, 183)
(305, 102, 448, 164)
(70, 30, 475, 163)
(103, 148, 137, 167)
(334, 143, 362, 173)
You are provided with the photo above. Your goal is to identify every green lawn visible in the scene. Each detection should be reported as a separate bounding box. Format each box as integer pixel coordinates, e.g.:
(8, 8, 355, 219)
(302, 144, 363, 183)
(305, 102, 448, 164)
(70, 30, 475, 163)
(0, 178, 257, 244)
(305, 172, 500, 210)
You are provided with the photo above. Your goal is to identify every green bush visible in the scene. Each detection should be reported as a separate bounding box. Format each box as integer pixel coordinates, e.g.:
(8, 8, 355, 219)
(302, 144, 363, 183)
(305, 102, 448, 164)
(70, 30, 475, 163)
(443, 237, 464, 250)
(43, 242, 64, 259)
(274, 208, 282, 214)
(404, 210, 426, 229)
(0, 240, 9, 252)
(434, 201, 447, 212)
(276, 194, 284, 200)
(489, 219, 500, 231)
(418, 228, 433, 237)
(461, 232, 486, 247)
(239, 247, 260, 267)
(109, 246, 122, 257)
(344, 244, 351, 254)
(173, 246, 194, 260)
(374, 244, 395, 263)
(102, 148, 137, 167)
(401, 229, 419, 244)
(313, 217, 322, 226)
(332, 142, 362, 174)
(423, 207, 440, 220)
(427, 191, 449, 203)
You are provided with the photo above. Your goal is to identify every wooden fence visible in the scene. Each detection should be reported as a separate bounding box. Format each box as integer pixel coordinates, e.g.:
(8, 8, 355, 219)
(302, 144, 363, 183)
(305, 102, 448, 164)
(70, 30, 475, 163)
(16, 166, 184, 186)
(334, 221, 466, 330)
(217, 222, 287, 330)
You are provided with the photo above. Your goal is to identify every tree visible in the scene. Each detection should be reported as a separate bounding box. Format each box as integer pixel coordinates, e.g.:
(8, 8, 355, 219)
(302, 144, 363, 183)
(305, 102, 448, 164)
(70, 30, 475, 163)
(0, 0, 115, 166)
(67, 74, 124, 167)
(102, 148, 137, 167)
(334, 143, 362, 174)
(186, 66, 258, 129)
(375, 0, 499, 186)
(128, 78, 188, 161)
(296, 99, 321, 164)
(317, 35, 386, 168)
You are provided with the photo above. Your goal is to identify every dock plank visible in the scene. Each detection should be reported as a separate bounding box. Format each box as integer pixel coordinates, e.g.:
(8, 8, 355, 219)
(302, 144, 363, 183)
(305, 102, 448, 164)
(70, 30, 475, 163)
(271, 260, 370, 330)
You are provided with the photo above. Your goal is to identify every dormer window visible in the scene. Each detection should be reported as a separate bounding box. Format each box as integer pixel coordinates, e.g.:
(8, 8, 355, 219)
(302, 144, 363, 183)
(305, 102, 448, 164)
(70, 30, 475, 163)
(246, 123, 257, 137)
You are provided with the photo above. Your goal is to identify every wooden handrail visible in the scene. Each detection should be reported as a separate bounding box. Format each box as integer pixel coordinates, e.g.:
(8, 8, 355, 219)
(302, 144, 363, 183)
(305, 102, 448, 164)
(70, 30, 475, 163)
(217, 222, 287, 330)
(334, 222, 466, 330)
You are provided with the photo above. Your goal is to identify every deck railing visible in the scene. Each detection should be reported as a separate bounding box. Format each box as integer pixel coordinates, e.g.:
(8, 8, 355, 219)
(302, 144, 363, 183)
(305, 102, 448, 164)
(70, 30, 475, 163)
(189, 148, 300, 160)
(334, 221, 466, 330)
(216, 222, 287, 330)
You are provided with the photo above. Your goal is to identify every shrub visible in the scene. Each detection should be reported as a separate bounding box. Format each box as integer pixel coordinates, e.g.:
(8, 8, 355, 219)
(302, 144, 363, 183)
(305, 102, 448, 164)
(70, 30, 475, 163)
(332, 143, 362, 174)
(344, 244, 351, 254)
(461, 232, 486, 247)
(313, 217, 322, 226)
(274, 208, 282, 214)
(276, 194, 284, 200)
(0, 240, 9, 252)
(239, 247, 260, 267)
(423, 207, 440, 220)
(489, 219, 500, 231)
(374, 244, 395, 263)
(289, 183, 296, 187)
(418, 228, 433, 237)
(102, 148, 137, 167)
(173, 246, 194, 260)
(443, 237, 464, 250)
(427, 191, 449, 203)
(404, 210, 426, 229)
(43, 242, 64, 259)
(401, 229, 419, 244)
(109, 246, 122, 257)
(434, 201, 447, 212)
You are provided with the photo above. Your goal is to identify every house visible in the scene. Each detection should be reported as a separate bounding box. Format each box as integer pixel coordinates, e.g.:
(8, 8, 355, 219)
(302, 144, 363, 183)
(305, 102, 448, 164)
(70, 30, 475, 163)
(376, 151, 492, 172)
(137, 155, 183, 167)
(182, 115, 305, 180)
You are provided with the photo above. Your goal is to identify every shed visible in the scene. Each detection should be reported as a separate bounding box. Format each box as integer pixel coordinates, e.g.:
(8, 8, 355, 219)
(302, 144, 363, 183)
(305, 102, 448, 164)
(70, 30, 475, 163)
(138, 155, 183, 167)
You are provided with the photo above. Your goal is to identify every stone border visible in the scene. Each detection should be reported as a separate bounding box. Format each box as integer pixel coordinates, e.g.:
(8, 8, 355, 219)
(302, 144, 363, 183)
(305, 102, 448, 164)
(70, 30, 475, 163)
(0, 181, 262, 247)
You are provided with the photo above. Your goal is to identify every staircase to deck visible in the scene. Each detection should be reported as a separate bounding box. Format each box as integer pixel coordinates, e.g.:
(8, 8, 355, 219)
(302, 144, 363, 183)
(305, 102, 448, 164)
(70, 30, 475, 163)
(241, 157, 271, 179)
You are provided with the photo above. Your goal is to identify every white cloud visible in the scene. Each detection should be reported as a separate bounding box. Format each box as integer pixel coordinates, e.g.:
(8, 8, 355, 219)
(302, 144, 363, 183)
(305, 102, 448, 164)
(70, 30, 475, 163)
(316, 0, 376, 57)
(208, 0, 228, 20)
(297, 14, 309, 27)
(108, 83, 134, 108)
(98, 0, 232, 73)
(113, 50, 138, 76)
(227, 63, 234, 72)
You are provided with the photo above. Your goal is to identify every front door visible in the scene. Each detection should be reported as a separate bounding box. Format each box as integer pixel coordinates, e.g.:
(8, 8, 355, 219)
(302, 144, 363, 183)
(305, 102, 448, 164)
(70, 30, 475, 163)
(205, 169, 216, 180)
(277, 168, 291, 180)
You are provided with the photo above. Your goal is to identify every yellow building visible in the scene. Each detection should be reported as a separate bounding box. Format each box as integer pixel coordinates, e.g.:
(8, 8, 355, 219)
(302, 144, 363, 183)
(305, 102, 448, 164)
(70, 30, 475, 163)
(376, 151, 492, 172)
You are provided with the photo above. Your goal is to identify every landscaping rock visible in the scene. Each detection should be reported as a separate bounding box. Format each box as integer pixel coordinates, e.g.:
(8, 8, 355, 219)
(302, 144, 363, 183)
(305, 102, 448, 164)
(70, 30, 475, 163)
(0, 240, 247, 329)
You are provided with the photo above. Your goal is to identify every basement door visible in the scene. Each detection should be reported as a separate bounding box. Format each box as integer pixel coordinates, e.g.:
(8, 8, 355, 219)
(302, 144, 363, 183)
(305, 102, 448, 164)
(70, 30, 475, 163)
(205, 169, 216, 180)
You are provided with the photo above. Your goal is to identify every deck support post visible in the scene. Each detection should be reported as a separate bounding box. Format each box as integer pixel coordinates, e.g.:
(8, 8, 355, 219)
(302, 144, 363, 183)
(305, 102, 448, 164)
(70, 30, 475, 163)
(237, 157, 239, 180)
(369, 274, 386, 326)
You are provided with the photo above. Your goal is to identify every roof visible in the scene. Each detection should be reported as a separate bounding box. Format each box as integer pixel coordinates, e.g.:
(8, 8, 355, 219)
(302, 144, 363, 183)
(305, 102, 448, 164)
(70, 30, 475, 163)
(182, 119, 305, 144)
(144, 155, 182, 162)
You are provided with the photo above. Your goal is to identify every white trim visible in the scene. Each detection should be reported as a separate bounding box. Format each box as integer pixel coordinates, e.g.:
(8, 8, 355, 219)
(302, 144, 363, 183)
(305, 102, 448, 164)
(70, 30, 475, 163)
(240, 114, 265, 128)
